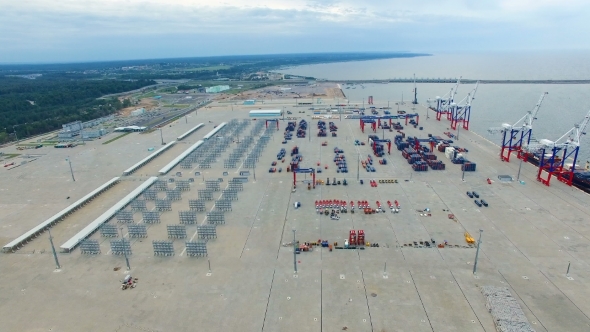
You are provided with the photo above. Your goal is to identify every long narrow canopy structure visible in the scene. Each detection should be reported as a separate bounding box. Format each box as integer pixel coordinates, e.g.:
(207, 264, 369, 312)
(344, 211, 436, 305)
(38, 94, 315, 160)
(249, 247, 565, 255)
(60, 177, 158, 252)
(177, 123, 205, 141)
(123, 141, 177, 175)
(3, 177, 121, 252)
(158, 140, 205, 175)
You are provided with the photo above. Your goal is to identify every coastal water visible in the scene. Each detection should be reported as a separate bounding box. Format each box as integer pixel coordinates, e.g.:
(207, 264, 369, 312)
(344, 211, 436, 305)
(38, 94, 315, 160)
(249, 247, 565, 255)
(279, 52, 590, 163)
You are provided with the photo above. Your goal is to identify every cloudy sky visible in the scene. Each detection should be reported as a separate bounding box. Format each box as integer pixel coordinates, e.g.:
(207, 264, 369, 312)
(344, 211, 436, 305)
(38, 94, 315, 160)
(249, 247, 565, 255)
(1, 0, 588, 63)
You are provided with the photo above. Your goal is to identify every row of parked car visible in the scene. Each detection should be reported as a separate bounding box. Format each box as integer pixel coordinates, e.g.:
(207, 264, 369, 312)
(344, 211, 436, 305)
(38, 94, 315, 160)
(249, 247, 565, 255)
(466, 191, 489, 207)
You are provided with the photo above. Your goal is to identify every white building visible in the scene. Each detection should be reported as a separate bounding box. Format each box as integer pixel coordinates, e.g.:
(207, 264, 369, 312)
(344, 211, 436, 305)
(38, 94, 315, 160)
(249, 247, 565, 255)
(249, 110, 282, 118)
(130, 108, 145, 116)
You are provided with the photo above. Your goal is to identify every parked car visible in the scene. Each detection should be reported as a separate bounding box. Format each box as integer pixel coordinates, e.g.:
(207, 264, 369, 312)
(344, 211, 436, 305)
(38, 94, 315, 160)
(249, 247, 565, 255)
(472, 191, 480, 198)
(466, 191, 474, 198)
(480, 199, 488, 207)
(474, 199, 482, 207)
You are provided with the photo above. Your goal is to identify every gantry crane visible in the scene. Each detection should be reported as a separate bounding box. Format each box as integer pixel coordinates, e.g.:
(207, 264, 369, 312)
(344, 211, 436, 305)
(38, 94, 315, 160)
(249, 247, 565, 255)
(488, 92, 548, 162)
(292, 168, 316, 189)
(435, 78, 461, 121)
(528, 109, 590, 186)
(450, 81, 479, 131)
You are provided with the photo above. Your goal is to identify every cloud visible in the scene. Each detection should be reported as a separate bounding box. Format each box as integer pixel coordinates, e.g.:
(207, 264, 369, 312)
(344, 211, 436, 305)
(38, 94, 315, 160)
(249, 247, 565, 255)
(1, 0, 589, 62)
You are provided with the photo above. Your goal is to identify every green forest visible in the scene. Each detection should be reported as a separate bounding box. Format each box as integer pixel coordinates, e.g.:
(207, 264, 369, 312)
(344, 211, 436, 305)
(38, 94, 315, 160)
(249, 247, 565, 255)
(0, 77, 154, 143)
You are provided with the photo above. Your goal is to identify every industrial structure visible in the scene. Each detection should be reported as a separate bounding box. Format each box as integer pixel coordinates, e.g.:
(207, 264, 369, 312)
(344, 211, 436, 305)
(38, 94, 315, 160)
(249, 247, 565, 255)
(205, 85, 230, 93)
(4, 91, 590, 332)
(435, 78, 460, 121)
(489, 92, 548, 162)
(449, 81, 479, 131)
(249, 110, 282, 118)
(528, 109, 590, 186)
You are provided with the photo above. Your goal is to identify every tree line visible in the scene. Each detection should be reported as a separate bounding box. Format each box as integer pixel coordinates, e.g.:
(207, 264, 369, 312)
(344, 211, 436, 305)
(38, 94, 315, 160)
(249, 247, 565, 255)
(0, 77, 154, 143)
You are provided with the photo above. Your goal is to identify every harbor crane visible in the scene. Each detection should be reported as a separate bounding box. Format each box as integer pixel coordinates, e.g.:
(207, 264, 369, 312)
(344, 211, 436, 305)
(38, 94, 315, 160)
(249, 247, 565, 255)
(528, 109, 590, 186)
(450, 81, 479, 131)
(488, 92, 548, 162)
(435, 78, 461, 121)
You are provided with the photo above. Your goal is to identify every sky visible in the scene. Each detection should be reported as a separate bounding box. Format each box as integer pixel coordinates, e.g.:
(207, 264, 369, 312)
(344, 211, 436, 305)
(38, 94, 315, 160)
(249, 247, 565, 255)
(0, 0, 589, 63)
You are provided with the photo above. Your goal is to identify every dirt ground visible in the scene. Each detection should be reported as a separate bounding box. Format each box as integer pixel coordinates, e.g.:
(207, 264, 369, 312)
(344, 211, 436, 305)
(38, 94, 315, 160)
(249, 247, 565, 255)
(118, 97, 158, 117)
(231, 83, 344, 102)
(325, 87, 345, 99)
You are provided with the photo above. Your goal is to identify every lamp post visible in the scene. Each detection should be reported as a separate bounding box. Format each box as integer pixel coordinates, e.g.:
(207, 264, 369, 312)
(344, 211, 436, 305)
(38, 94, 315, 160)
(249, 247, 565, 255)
(160, 128, 165, 145)
(473, 229, 483, 274)
(12, 125, 19, 142)
(293, 229, 297, 273)
(357, 153, 360, 181)
(12, 122, 28, 143)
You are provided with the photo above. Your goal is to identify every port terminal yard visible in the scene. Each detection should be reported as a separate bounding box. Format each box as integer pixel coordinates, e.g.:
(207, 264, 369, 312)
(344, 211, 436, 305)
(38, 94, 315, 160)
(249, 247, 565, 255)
(1, 93, 590, 331)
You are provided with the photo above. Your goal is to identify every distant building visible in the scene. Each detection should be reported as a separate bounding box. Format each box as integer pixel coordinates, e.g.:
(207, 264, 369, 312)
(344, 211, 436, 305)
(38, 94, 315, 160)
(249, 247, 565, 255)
(62, 121, 83, 133)
(249, 110, 282, 118)
(206, 85, 230, 93)
(58, 121, 83, 139)
(114, 126, 146, 132)
(131, 108, 145, 116)
(81, 128, 108, 139)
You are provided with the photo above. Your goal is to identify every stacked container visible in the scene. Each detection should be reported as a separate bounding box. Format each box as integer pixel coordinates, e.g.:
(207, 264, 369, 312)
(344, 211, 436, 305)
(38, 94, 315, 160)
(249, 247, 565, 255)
(423, 153, 437, 161)
(461, 162, 477, 172)
(428, 160, 446, 170)
(412, 161, 428, 171)
(407, 154, 422, 164)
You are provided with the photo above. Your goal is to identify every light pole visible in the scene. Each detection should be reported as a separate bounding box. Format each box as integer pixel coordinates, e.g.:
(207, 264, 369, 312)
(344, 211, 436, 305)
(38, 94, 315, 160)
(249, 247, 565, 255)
(293, 229, 297, 273)
(462, 164, 465, 181)
(357, 153, 360, 181)
(66, 157, 75, 182)
(48, 228, 61, 270)
(160, 128, 165, 145)
(473, 229, 483, 274)
(516, 158, 524, 181)
(12, 125, 19, 142)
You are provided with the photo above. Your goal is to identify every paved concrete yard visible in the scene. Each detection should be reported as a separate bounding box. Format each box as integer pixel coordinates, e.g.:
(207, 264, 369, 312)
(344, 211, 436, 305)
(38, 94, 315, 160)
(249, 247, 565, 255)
(1, 98, 590, 331)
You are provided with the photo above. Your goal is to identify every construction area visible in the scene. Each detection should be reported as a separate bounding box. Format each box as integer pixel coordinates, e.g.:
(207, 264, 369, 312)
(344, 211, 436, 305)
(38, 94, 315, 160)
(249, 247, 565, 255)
(2, 88, 590, 332)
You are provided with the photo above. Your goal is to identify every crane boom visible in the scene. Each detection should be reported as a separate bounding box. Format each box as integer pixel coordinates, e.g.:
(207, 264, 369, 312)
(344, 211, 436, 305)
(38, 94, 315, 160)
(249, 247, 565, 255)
(526, 92, 548, 128)
(551, 109, 590, 147)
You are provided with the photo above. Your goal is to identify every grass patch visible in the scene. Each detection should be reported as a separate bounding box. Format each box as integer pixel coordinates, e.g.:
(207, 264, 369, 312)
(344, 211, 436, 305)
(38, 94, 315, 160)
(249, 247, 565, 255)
(138, 91, 157, 98)
(102, 132, 131, 145)
(157, 87, 177, 94)
(3, 153, 20, 159)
